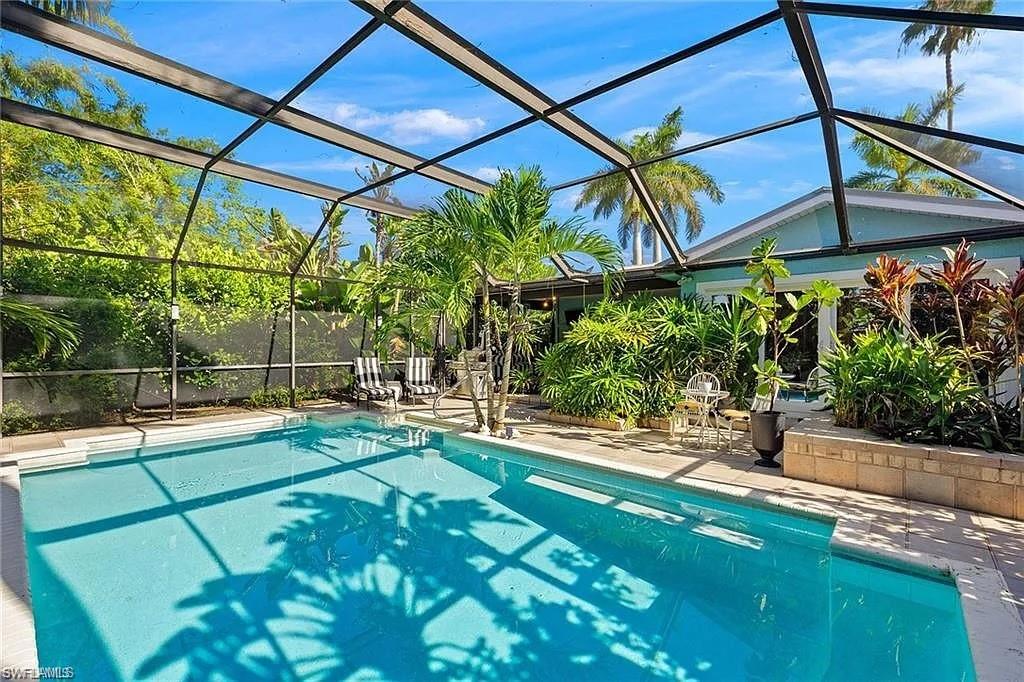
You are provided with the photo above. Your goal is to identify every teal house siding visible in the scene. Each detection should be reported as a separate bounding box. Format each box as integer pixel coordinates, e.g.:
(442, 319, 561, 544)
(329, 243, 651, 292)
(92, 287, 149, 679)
(682, 189, 1024, 292)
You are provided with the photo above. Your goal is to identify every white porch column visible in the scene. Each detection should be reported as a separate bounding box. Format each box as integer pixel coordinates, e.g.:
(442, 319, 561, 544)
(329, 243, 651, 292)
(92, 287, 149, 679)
(817, 303, 838, 364)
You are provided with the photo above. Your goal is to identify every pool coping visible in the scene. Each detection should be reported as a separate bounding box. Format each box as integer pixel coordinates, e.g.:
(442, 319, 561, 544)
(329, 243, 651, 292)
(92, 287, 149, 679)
(3, 409, 1022, 680)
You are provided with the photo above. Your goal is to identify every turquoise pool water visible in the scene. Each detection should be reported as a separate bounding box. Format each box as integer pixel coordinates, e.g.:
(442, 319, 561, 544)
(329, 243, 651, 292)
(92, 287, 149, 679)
(20, 417, 974, 681)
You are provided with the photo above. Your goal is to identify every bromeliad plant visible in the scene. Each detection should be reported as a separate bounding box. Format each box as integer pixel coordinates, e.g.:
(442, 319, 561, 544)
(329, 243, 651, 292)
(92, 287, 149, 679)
(741, 238, 842, 411)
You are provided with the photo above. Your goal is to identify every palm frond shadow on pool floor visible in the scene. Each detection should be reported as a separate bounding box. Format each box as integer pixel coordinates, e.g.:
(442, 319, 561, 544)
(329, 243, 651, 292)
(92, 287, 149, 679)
(130, 456, 816, 682)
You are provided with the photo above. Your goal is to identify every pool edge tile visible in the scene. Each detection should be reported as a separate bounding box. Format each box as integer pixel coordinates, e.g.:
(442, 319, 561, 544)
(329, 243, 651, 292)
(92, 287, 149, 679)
(0, 467, 39, 671)
(951, 561, 1024, 682)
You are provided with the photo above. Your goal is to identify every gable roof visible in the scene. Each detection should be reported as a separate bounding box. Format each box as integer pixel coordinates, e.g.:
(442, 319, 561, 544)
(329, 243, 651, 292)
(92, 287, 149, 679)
(683, 188, 1024, 264)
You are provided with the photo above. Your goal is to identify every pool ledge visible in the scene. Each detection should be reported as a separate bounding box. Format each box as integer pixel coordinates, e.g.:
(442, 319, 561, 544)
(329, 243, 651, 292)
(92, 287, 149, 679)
(5, 411, 313, 473)
(408, 414, 1024, 682)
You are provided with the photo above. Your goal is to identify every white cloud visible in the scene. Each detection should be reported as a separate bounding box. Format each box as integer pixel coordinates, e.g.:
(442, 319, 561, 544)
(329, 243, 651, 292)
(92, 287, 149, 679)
(473, 166, 502, 182)
(995, 155, 1017, 172)
(619, 125, 656, 140)
(821, 27, 1024, 131)
(556, 190, 583, 210)
(295, 96, 486, 146)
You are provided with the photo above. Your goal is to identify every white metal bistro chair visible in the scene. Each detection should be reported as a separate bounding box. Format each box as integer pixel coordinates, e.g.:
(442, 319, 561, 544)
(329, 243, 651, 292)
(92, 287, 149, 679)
(353, 356, 398, 410)
(671, 372, 724, 447)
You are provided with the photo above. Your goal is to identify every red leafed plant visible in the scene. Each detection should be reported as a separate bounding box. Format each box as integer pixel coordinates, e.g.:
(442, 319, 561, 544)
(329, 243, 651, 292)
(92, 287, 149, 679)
(991, 267, 1024, 441)
(863, 253, 920, 339)
(923, 240, 990, 370)
(844, 240, 1021, 453)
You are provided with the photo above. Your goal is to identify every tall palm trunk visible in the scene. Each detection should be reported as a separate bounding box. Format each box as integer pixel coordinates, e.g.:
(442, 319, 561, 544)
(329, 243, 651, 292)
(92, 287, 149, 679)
(494, 285, 520, 435)
(481, 273, 496, 431)
(944, 51, 954, 131)
(653, 235, 663, 263)
(374, 217, 384, 267)
(632, 225, 643, 265)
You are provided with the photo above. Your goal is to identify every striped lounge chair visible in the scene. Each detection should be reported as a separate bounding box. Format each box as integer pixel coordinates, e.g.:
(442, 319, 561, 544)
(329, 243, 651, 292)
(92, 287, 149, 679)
(402, 357, 440, 405)
(353, 356, 397, 409)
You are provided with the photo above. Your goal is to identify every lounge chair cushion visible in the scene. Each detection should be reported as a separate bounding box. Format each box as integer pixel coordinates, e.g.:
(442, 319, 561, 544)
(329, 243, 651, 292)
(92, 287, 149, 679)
(354, 357, 396, 403)
(407, 384, 439, 395)
(674, 399, 702, 411)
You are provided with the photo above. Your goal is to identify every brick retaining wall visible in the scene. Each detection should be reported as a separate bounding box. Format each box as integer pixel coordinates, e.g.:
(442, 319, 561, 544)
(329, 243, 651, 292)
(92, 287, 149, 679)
(784, 418, 1024, 519)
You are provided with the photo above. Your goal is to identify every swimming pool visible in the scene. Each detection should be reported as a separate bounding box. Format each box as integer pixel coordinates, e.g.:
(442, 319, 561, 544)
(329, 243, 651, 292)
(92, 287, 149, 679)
(20, 416, 974, 680)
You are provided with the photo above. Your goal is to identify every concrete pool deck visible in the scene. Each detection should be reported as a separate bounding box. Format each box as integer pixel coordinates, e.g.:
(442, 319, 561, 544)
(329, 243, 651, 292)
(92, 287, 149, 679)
(2, 399, 1023, 678)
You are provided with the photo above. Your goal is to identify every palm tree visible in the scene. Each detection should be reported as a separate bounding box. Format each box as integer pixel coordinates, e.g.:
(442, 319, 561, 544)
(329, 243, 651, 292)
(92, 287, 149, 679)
(259, 203, 350, 276)
(486, 167, 622, 433)
(402, 167, 622, 433)
(900, 0, 996, 131)
(845, 101, 980, 197)
(24, 0, 130, 39)
(1, 299, 78, 359)
(400, 190, 499, 427)
(25, 0, 110, 23)
(355, 162, 400, 266)
(575, 108, 723, 265)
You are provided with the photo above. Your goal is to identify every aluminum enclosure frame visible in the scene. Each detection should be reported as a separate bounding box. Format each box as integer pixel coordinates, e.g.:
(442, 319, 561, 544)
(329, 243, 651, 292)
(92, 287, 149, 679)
(1, 0, 1021, 424)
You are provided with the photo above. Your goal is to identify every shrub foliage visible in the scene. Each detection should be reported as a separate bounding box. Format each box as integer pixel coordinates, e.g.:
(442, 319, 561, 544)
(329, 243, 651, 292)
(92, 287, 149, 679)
(539, 296, 762, 421)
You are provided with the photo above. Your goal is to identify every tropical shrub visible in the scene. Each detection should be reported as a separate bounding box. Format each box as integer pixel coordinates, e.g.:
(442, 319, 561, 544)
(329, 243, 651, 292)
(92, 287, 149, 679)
(509, 366, 540, 395)
(822, 331, 991, 445)
(539, 295, 762, 420)
(244, 386, 318, 409)
(0, 401, 41, 434)
(822, 241, 1023, 454)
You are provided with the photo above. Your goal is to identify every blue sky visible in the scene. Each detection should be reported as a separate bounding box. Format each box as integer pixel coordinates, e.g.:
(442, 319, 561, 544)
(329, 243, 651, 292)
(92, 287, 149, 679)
(4, 0, 1022, 266)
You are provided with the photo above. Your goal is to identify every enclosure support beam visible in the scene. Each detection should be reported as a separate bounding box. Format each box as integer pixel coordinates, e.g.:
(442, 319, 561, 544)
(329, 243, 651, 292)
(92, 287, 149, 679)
(549, 112, 821, 192)
(170, 261, 178, 420)
(339, 6, 782, 202)
(785, 1, 1024, 31)
(1, 99, 416, 218)
(684, 221, 1024, 270)
(213, 12, 392, 166)
(289, 275, 297, 409)
(0, 1, 490, 195)
(172, 169, 209, 263)
(549, 254, 577, 279)
(836, 117, 1024, 211)
(353, 0, 687, 265)
(1, 237, 417, 288)
(834, 109, 1024, 157)
(780, 1, 852, 253)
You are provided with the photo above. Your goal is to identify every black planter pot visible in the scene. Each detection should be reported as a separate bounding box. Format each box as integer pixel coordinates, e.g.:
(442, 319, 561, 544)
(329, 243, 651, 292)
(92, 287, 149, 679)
(751, 411, 785, 468)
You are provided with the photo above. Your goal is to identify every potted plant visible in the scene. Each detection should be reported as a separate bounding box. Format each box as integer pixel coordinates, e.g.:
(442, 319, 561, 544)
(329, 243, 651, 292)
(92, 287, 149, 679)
(741, 238, 842, 467)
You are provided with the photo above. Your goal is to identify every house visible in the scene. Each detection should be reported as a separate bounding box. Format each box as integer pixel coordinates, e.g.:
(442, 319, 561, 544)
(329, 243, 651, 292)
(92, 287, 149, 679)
(521, 187, 1023, 391)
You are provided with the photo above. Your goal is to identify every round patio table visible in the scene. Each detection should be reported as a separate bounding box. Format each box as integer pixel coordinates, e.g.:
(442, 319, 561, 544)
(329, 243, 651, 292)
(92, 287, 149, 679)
(682, 388, 729, 449)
